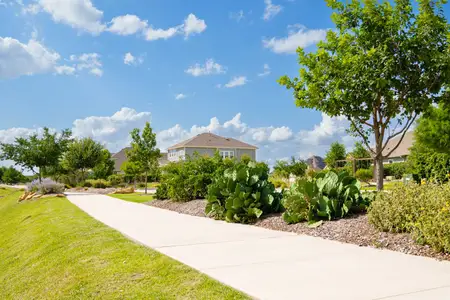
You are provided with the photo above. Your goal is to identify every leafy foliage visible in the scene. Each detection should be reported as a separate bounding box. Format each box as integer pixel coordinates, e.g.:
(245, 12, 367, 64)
(351, 142, 371, 169)
(27, 178, 65, 195)
(355, 169, 373, 183)
(0, 128, 72, 181)
(415, 103, 450, 155)
(282, 170, 370, 224)
(369, 184, 450, 253)
(108, 174, 124, 186)
(155, 182, 169, 200)
(279, 0, 450, 190)
(0, 167, 28, 184)
(273, 157, 307, 179)
(206, 161, 282, 224)
(383, 162, 409, 180)
(85, 179, 111, 189)
(324, 142, 346, 168)
(126, 122, 160, 194)
(92, 149, 115, 180)
(408, 144, 450, 183)
(63, 137, 104, 182)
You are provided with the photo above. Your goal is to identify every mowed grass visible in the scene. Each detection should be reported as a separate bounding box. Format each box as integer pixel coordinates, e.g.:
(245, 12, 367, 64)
(0, 189, 248, 300)
(109, 192, 154, 203)
(361, 181, 404, 191)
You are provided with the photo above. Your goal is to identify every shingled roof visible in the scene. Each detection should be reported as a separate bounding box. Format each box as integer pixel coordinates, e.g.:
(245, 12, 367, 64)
(168, 133, 258, 150)
(381, 131, 414, 158)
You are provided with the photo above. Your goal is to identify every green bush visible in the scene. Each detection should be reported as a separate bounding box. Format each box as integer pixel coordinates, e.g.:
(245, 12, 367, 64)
(155, 182, 169, 200)
(368, 184, 450, 253)
(82, 181, 92, 188)
(108, 174, 124, 186)
(206, 161, 282, 224)
(355, 169, 373, 183)
(282, 171, 370, 224)
(383, 162, 408, 179)
(269, 177, 288, 189)
(85, 179, 111, 189)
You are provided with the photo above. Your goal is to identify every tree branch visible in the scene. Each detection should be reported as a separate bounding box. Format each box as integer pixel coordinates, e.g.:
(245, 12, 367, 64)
(381, 113, 417, 153)
(350, 119, 375, 155)
(383, 113, 418, 158)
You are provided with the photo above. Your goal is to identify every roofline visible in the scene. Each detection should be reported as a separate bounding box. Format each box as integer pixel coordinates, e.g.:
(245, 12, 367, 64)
(168, 145, 258, 150)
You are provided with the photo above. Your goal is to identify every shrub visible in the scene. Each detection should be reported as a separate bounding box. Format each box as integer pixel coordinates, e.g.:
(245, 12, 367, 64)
(269, 177, 288, 189)
(85, 179, 111, 189)
(108, 174, 124, 186)
(82, 181, 92, 188)
(369, 184, 450, 253)
(282, 171, 370, 224)
(383, 162, 408, 179)
(206, 161, 282, 224)
(355, 169, 373, 183)
(155, 182, 169, 200)
(27, 178, 65, 195)
(137, 182, 146, 188)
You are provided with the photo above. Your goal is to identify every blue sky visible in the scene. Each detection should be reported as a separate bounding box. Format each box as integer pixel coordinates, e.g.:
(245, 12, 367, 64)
(0, 0, 355, 164)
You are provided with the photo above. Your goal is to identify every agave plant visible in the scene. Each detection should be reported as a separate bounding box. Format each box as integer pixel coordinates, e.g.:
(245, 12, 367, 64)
(206, 161, 282, 224)
(282, 170, 370, 224)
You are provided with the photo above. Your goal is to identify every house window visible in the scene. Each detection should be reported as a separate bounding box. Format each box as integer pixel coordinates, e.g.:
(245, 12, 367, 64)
(220, 150, 235, 159)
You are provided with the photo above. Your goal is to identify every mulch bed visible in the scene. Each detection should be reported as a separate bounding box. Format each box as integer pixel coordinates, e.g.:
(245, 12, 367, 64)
(147, 199, 450, 261)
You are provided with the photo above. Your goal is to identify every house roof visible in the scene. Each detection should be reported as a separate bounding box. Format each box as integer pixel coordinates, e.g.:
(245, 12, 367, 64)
(168, 133, 258, 150)
(111, 148, 168, 172)
(382, 131, 414, 158)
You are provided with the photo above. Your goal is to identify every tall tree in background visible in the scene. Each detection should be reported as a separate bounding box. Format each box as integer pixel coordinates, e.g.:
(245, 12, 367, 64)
(92, 149, 115, 179)
(63, 137, 103, 182)
(415, 103, 450, 155)
(324, 142, 346, 168)
(350, 141, 371, 169)
(279, 0, 450, 190)
(121, 161, 143, 188)
(127, 122, 160, 194)
(0, 128, 72, 182)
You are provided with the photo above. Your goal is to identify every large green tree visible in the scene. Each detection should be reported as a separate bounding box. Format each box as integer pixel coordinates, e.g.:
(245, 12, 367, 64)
(127, 122, 160, 194)
(279, 0, 450, 190)
(324, 142, 347, 168)
(92, 149, 115, 179)
(63, 137, 104, 182)
(0, 128, 72, 182)
(351, 141, 371, 169)
(415, 103, 450, 154)
(120, 161, 143, 188)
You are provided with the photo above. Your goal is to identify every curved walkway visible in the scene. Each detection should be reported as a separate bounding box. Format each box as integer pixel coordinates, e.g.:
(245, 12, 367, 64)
(66, 193, 450, 300)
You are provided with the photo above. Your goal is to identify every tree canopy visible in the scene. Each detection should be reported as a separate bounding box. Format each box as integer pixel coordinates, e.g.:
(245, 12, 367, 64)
(273, 157, 308, 179)
(279, 0, 450, 190)
(415, 103, 450, 155)
(126, 122, 160, 194)
(324, 142, 346, 167)
(63, 137, 104, 181)
(92, 149, 115, 179)
(0, 128, 72, 182)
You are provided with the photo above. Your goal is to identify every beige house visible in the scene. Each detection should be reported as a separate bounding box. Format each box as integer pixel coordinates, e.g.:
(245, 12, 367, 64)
(167, 133, 257, 162)
(111, 148, 169, 174)
(381, 131, 414, 164)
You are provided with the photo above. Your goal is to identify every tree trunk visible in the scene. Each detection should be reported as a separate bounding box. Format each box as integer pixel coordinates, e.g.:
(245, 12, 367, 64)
(144, 171, 148, 194)
(375, 156, 384, 191)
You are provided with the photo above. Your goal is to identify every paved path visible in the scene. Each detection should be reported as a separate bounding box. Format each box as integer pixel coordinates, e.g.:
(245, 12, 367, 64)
(66, 193, 450, 300)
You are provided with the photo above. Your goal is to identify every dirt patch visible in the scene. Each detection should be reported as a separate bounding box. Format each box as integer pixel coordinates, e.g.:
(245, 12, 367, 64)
(147, 199, 450, 261)
(147, 199, 207, 217)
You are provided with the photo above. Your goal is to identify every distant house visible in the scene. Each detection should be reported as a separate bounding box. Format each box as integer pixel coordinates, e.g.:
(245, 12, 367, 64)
(167, 133, 257, 162)
(306, 156, 325, 170)
(381, 131, 414, 164)
(111, 148, 169, 174)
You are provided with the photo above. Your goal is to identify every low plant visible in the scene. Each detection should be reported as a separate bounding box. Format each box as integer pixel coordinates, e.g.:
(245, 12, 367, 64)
(282, 171, 370, 225)
(355, 169, 373, 184)
(155, 182, 169, 200)
(383, 162, 409, 180)
(27, 178, 65, 195)
(269, 177, 288, 189)
(206, 161, 282, 224)
(108, 174, 124, 186)
(85, 179, 111, 189)
(82, 181, 93, 188)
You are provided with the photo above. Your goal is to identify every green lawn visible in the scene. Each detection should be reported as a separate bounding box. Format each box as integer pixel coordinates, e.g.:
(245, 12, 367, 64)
(361, 181, 403, 191)
(109, 192, 154, 203)
(0, 189, 248, 299)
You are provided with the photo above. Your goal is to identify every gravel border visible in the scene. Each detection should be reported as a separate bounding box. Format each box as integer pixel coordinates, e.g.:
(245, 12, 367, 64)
(146, 199, 450, 261)
(66, 187, 117, 194)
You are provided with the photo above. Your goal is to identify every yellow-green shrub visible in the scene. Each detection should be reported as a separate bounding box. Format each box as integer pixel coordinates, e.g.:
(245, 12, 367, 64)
(368, 184, 450, 253)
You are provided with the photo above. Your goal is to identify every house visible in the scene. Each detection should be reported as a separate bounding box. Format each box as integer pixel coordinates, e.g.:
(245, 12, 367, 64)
(306, 156, 325, 170)
(167, 132, 257, 162)
(381, 131, 414, 164)
(111, 148, 169, 174)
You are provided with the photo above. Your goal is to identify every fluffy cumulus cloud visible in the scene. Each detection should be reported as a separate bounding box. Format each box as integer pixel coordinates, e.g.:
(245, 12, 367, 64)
(182, 13, 207, 38)
(263, 0, 282, 21)
(145, 26, 180, 41)
(69, 52, 103, 76)
(123, 52, 143, 66)
(263, 24, 327, 54)
(223, 76, 248, 88)
(185, 58, 226, 76)
(175, 93, 187, 100)
(108, 14, 148, 36)
(37, 0, 106, 34)
(0, 108, 354, 167)
(0, 37, 60, 79)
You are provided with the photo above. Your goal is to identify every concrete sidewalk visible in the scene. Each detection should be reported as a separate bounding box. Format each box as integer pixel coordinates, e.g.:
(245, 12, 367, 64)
(66, 193, 450, 300)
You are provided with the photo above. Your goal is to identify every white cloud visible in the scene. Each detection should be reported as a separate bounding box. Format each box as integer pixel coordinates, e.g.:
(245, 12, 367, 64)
(229, 10, 245, 22)
(123, 52, 143, 66)
(0, 37, 60, 79)
(182, 14, 207, 38)
(55, 65, 76, 75)
(269, 126, 293, 142)
(175, 93, 187, 100)
(108, 14, 147, 36)
(37, 0, 106, 34)
(258, 64, 271, 77)
(299, 113, 349, 146)
(263, 0, 282, 21)
(263, 24, 327, 54)
(145, 26, 180, 41)
(185, 59, 226, 76)
(22, 3, 41, 14)
(224, 76, 248, 88)
(70, 53, 103, 76)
